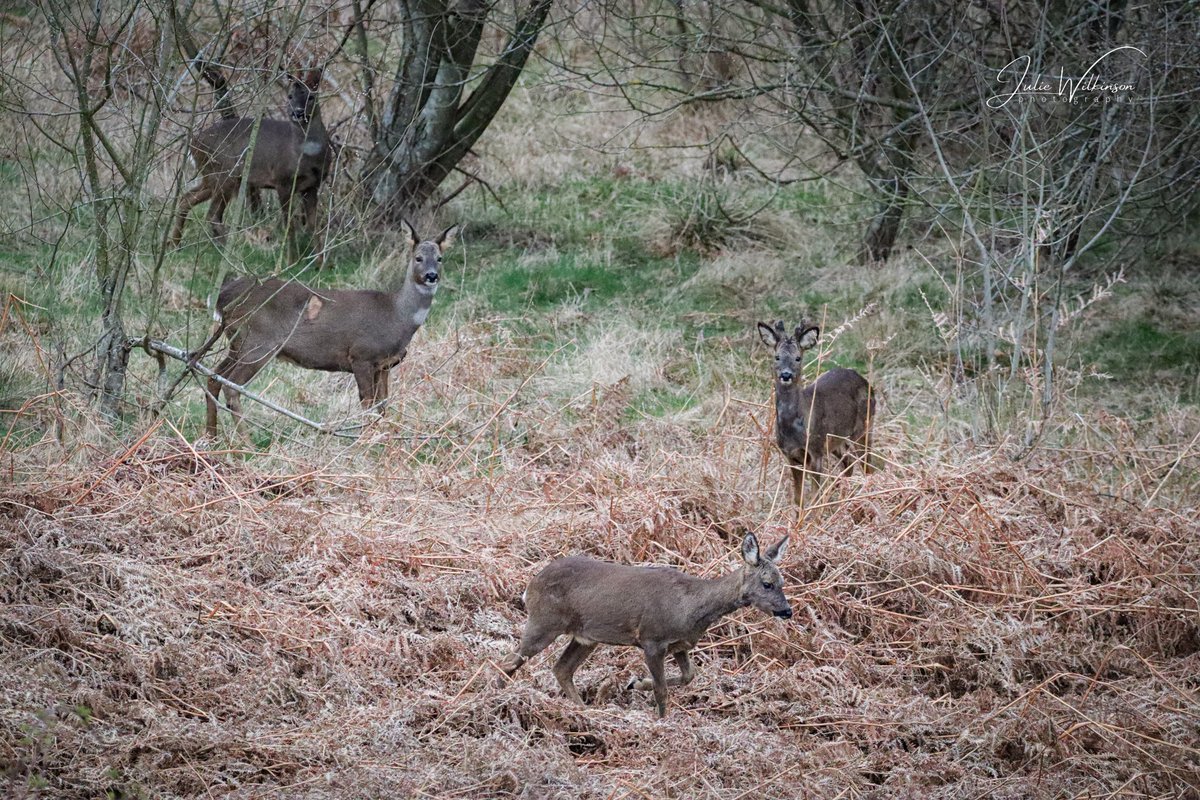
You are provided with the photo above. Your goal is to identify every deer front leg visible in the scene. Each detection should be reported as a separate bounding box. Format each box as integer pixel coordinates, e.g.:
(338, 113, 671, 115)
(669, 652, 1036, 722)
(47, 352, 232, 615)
(496, 621, 560, 686)
(372, 366, 391, 412)
(204, 374, 224, 438)
(632, 649, 696, 691)
(275, 186, 301, 261)
(350, 360, 377, 411)
(672, 650, 695, 686)
(207, 351, 272, 439)
(788, 460, 805, 507)
(300, 189, 325, 267)
(246, 187, 264, 216)
(640, 642, 670, 717)
(206, 187, 233, 243)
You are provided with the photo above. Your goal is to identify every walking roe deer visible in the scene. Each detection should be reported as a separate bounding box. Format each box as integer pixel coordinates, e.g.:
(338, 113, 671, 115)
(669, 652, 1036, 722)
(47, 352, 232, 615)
(497, 532, 792, 717)
(170, 69, 330, 263)
(757, 320, 875, 506)
(203, 221, 458, 436)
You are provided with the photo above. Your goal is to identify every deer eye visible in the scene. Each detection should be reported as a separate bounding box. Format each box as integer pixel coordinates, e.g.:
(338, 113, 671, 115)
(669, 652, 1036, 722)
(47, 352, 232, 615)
(762, 581, 774, 590)
(437, 256, 443, 263)
(415, 255, 423, 262)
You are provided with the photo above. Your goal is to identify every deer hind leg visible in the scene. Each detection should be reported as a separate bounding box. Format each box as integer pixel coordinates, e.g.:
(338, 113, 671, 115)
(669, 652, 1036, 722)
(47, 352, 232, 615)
(170, 182, 213, 246)
(552, 639, 598, 705)
(207, 350, 272, 436)
(496, 621, 560, 685)
(206, 183, 235, 243)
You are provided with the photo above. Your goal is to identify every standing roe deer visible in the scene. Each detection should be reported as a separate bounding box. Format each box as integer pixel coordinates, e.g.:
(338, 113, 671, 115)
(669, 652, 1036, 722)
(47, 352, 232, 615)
(202, 221, 458, 436)
(497, 532, 792, 717)
(170, 69, 330, 264)
(757, 320, 875, 507)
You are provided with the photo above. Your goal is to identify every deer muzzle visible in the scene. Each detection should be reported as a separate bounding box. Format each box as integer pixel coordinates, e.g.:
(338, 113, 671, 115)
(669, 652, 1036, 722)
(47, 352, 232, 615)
(423, 271, 439, 285)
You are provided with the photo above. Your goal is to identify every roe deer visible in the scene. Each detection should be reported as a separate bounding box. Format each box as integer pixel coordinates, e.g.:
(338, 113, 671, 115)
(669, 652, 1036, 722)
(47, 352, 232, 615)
(203, 221, 458, 436)
(757, 320, 874, 506)
(497, 532, 791, 717)
(170, 69, 330, 264)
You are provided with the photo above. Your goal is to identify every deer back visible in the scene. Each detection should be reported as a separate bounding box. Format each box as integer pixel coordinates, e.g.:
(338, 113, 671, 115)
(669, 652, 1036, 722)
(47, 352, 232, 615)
(217, 277, 402, 372)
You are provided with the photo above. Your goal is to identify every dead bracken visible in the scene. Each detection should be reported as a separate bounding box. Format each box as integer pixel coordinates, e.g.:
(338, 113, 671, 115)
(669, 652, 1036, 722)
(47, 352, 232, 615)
(2, 415, 1198, 797)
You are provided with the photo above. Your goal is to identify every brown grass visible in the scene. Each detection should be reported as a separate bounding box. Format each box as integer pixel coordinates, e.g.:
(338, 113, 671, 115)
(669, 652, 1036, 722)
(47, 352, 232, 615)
(2, 348, 1198, 798)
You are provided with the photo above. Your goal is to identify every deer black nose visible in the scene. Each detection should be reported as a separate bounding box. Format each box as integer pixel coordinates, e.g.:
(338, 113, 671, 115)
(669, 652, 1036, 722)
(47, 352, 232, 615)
(779, 371, 794, 383)
(775, 607, 793, 619)
(423, 272, 439, 284)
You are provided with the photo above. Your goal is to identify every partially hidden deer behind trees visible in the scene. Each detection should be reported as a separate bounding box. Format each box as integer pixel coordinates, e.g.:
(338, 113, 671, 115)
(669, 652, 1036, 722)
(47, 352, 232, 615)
(170, 69, 331, 264)
(757, 320, 875, 507)
(202, 221, 458, 437)
(497, 533, 792, 717)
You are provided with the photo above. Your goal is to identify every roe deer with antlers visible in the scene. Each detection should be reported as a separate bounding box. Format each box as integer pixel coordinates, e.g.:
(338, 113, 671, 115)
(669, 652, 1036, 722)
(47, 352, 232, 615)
(170, 69, 330, 264)
(757, 320, 874, 506)
(202, 221, 457, 436)
(497, 533, 791, 717)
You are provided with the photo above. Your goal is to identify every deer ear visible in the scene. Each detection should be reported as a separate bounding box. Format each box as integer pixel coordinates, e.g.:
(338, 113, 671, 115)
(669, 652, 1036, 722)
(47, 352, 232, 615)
(757, 322, 779, 348)
(741, 533, 761, 566)
(401, 219, 419, 249)
(765, 535, 789, 564)
(303, 69, 322, 90)
(796, 325, 820, 349)
(436, 224, 459, 252)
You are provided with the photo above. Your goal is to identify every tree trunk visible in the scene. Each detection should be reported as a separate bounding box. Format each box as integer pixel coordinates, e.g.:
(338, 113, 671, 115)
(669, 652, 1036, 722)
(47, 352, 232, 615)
(364, 0, 554, 220)
(856, 134, 915, 265)
(860, 173, 908, 264)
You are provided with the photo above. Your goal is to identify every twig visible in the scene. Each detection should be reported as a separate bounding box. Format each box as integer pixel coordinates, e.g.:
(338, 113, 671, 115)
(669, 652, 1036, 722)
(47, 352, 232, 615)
(131, 336, 350, 436)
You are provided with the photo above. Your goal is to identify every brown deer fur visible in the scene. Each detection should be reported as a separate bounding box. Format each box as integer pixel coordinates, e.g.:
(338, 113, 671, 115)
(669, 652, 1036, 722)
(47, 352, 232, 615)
(758, 320, 875, 506)
(170, 69, 330, 264)
(202, 221, 457, 436)
(498, 533, 791, 717)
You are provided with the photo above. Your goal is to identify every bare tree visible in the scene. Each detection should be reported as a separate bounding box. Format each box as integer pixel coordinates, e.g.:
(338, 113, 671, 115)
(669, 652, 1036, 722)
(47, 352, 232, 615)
(355, 0, 556, 220)
(39, 0, 173, 418)
(565, 0, 1199, 442)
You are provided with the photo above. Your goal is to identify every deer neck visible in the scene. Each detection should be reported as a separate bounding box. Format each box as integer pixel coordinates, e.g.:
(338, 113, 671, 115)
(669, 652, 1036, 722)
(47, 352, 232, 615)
(295, 110, 328, 162)
(690, 567, 749, 632)
(774, 379, 807, 427)
(394, 271, 437, 329)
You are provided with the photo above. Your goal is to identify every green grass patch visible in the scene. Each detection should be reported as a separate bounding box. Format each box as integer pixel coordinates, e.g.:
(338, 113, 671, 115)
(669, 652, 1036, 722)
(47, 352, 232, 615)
(629, 386, 698, 420)
(1083, 318, 1200, 401)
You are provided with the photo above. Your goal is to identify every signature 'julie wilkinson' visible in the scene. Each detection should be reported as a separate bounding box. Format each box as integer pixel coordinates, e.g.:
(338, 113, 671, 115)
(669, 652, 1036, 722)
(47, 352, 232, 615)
(987, 46, 1145, 109)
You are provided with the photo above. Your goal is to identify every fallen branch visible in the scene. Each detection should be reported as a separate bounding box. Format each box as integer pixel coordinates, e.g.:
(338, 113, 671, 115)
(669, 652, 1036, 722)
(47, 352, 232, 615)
(128, 336, 512, 444)
(129, 336, 362, 437)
